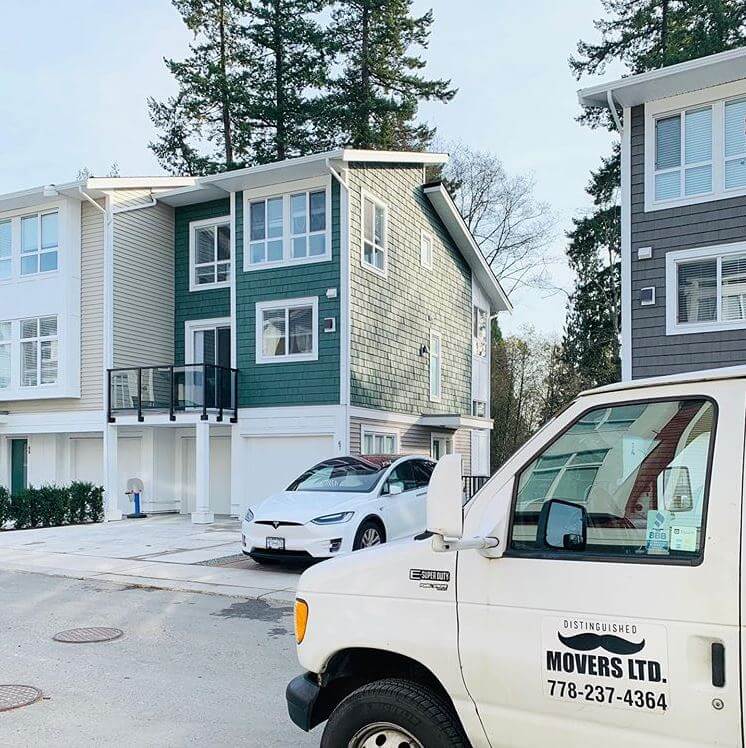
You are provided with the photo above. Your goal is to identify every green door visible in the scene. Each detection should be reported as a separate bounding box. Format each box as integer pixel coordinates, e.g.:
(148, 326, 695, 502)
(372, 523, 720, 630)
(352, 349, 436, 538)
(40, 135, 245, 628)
(10, 439, 27, 496)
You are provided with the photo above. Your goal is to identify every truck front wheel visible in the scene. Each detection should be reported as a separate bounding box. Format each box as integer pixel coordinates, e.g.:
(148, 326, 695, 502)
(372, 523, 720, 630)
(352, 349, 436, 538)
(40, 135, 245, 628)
(320, 678, 468, 748)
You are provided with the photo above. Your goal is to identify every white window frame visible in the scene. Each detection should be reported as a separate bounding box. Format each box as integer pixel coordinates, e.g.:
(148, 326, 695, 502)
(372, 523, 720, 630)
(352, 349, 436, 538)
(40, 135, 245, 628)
(645, 79, 746, 211)
(242, 177, 332, 271)
(665, 241, 746, 335)
(473, 305, 488, 358)
(0, 321, 10, 389)
(184, 317, 232, 364)
(19, 315, 59, 388)
(472, 399, 487, 418)
(360, 190, 388, 277)
(430, 433, 453, 460)
(189, 216, 231, 292)
(255, 296, 319, 364)
(420, 228, 434, 269)
(429, 330, 442, 402)
(360, 425, 399, 455)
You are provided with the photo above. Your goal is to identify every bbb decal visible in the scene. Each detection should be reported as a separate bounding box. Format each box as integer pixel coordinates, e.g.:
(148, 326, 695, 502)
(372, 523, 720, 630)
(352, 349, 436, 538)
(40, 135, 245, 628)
(541, 616, 669, 714)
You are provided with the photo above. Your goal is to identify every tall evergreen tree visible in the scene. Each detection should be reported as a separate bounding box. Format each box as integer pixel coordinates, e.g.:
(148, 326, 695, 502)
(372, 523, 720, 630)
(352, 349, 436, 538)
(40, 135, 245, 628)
(148, 0, 253, 174)
(245, 0, 329, 163)
(324, 0, 456, 150)
(565, 0, 746, 388)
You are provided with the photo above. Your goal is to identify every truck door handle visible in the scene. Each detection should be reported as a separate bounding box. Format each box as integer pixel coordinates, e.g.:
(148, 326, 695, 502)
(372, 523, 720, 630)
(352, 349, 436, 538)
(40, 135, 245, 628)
(711, 642, 725, 687)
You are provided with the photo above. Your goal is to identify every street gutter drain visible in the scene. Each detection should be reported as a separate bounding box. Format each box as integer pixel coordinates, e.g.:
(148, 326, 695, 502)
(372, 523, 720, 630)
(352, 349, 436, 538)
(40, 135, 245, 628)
(0, 685, 42, 712)
(53, 627, 124, 644)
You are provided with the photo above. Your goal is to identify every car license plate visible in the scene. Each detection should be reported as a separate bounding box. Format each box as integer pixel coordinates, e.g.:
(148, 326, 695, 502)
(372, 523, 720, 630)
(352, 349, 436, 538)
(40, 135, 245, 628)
(266, 536, 285, 551)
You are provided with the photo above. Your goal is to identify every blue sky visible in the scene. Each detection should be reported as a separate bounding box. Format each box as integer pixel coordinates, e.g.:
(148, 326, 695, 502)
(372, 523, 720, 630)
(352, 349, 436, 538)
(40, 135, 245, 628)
(0, 0, 624, 337)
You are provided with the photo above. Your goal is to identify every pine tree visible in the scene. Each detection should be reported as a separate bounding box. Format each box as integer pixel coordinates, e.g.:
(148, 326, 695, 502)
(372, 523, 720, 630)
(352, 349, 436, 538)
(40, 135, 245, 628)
(148, 0, 254, 174)
(244, 0, 329, 163)
(324, 0, 456, 150)
(566, 0, 746, 388)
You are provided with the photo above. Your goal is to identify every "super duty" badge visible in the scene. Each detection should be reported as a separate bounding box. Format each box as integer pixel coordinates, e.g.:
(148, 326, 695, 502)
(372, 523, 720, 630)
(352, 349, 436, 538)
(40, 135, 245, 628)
(409, 569, 450, 582)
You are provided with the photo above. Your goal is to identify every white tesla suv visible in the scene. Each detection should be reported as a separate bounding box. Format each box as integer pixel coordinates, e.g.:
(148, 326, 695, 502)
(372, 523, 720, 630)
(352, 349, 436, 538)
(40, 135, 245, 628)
(241, 454, 436, 562)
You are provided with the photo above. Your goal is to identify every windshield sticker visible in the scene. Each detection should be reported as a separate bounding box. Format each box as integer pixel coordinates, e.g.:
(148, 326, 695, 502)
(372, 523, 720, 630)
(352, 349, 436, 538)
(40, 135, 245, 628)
(409, 569, 450, 591)
(646, 510, 670, 554)
(542, 616, 669, 714)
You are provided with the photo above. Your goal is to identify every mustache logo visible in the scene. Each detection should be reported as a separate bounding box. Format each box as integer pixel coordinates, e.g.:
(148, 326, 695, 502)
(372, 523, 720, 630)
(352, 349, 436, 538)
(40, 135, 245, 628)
(558, 632, 646, 655)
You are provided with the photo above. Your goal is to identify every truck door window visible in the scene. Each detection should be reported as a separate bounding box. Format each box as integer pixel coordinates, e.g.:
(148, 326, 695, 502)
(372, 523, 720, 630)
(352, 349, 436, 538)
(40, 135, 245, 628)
(509, 399, 716, 562)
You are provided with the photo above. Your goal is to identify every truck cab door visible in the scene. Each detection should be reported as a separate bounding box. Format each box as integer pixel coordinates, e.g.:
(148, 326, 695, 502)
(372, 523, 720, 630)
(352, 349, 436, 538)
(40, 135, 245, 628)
(457, 384, 743, 748)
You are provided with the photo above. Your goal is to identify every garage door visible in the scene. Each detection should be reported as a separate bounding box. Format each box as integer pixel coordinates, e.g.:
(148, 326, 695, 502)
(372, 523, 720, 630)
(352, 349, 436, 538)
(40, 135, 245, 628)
(239, 435, 335, 515)
(71, 438, 103, 486)
(180, 435, 232, 516)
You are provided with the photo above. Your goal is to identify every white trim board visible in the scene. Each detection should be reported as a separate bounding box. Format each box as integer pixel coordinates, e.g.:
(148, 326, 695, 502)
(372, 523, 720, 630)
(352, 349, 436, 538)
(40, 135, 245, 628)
(621, 106, 633, 381)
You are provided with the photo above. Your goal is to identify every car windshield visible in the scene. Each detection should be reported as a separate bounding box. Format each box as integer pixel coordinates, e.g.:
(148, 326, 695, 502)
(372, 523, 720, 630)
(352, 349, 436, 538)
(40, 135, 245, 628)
(287, 457, 388, 493)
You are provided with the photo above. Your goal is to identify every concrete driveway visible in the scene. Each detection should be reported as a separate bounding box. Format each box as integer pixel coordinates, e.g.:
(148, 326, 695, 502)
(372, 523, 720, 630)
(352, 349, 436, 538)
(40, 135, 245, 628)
(0, 569, 319, 746)
(0, 515, 303, 599)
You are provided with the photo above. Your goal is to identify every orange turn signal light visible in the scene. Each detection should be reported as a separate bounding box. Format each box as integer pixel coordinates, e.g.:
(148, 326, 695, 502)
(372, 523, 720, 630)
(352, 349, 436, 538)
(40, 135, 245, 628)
(295, 598, 309, 644)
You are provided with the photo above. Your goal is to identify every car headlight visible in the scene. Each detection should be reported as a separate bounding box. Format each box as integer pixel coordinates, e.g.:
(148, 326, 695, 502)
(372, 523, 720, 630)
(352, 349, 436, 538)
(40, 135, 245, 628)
(244, 507, 254, 522)
(311, 511, 354, 525)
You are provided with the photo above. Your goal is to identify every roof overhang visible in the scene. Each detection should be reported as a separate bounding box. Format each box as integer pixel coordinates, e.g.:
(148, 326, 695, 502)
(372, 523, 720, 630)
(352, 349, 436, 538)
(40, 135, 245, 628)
(423, 183, 511, 313)
(578, 47, 746, 109)
(420, 413, 494, 431)
(157, 148, 449, 206)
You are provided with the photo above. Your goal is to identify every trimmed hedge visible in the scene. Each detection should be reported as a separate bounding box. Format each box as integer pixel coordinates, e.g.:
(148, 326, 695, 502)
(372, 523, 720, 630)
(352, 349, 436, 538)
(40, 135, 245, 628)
(2, 482, 104, 530)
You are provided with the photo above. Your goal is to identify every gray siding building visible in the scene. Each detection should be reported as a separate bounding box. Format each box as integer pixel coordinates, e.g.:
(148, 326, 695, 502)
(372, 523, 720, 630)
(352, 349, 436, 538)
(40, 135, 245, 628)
(580, 48, 746, 380)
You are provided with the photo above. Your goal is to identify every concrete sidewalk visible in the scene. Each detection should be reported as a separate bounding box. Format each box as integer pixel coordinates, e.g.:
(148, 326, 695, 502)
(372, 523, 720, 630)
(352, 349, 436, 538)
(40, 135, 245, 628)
(0, 515, 302, 599)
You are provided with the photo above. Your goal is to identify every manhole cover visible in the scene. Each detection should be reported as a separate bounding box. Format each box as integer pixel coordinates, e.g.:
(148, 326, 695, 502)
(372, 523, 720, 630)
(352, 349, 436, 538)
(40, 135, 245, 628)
(0, 685, 42, 712)
(52, 627, 123, 644)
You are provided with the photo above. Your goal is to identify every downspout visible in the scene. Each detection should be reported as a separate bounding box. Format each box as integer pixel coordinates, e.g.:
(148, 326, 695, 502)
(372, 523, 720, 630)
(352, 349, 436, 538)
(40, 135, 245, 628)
(327, 159, 351, 454)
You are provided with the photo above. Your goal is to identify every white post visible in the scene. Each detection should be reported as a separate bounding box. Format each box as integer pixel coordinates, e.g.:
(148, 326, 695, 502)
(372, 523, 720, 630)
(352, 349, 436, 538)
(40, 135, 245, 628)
(0, 435, 8, 490)
(103, 424, 121, 521)
(192, 420, 213, 524)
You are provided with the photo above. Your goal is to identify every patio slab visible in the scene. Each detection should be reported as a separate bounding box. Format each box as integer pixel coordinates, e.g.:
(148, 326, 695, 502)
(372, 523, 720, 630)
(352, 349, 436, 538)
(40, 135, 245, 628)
(0, 514, 303, 598)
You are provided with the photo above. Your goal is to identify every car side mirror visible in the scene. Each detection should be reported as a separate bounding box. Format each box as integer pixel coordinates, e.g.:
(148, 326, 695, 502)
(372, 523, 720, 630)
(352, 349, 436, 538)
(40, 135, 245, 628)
(427, 453, 464, 539)
(388, 482, 404, 496)
(537, 499, 588, 551)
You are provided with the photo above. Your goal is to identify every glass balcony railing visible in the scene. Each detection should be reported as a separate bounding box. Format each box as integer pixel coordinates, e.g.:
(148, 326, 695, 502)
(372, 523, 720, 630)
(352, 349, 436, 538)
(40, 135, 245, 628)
(107, 364, 238, 423)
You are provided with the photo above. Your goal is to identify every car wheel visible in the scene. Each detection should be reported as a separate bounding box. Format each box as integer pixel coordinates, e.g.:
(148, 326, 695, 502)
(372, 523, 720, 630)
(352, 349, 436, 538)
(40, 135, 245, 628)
(352, 519, 385, 551)
(320, 678, 468, 748)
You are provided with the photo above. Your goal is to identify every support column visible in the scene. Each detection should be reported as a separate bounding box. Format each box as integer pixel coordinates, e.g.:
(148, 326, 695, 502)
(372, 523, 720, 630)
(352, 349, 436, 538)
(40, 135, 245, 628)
(103, 424, 121, 521)
(0, 435, 8, 490)
(192, 420, 213, 524)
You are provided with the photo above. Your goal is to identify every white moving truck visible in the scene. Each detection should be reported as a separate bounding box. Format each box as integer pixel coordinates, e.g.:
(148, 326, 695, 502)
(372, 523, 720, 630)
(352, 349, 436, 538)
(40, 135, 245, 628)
(286, 367, 741, 747)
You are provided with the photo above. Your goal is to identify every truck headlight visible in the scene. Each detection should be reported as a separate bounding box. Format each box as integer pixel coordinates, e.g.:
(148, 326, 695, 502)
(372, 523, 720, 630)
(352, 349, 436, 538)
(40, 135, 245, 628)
(244, 507, 254, 522)
(311, 511, 354, 525)
(295, 598, 309, 644)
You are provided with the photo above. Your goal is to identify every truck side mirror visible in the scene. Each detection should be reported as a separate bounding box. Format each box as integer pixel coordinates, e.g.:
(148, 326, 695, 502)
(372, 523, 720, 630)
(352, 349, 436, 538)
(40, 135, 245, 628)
(427, 453, 464, 539)
(537, 499, 588, 551)
(662, 466, 693, 512)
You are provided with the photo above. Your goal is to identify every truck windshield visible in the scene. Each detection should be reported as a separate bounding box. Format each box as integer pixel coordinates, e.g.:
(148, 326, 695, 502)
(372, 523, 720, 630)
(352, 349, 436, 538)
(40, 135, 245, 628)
(287, 457, 387, 493)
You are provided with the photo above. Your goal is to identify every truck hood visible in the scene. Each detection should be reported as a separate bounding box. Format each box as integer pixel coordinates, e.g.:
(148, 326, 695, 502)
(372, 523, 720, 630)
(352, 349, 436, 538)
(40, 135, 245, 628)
(297, 534, 457, 600)
(253, 490, 370, 525)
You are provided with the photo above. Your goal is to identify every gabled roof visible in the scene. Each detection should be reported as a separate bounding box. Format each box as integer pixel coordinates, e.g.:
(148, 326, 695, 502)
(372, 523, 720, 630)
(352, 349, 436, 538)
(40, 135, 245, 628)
(578, 47, 746, 109)
(423, 182, 511, 313)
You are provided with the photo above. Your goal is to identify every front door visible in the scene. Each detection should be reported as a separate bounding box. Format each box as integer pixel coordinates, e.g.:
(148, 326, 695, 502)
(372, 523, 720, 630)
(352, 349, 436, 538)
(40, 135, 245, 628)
(10, 439, 27, 495)
(431, 435, 452, 461)
(193, 326, 231, 408)
(457, 384, 743, 747)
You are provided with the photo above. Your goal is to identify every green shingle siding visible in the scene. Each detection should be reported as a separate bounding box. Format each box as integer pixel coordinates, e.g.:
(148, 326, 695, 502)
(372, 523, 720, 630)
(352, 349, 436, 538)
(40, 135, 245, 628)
(174, 199, 231, 366)
(348, 163, 472, 416)
(234, 182, 341, 406)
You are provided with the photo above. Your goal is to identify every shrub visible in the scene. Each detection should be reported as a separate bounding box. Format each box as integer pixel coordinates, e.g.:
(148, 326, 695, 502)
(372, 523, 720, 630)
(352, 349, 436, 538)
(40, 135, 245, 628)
(11, 488, 42, 530)
(0, 486, 10, 528)
(39, 485, 68, 527)
(67, 481, 90, 524)
(73, 482, 104, 523)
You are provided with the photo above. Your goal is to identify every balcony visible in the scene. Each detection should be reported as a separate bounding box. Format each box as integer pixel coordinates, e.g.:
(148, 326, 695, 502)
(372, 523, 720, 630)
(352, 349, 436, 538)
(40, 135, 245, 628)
(107, 364, 238, 423)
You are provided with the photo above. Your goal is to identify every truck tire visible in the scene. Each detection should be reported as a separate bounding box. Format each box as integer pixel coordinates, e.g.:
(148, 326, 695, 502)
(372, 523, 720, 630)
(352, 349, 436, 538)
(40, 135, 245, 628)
(320, 677, 469, 748)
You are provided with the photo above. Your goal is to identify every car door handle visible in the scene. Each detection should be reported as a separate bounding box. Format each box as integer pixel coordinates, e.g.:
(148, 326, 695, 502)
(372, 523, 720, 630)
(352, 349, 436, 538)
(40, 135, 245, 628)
(416, 491, 426, 497)
(712, 642, 725, 687)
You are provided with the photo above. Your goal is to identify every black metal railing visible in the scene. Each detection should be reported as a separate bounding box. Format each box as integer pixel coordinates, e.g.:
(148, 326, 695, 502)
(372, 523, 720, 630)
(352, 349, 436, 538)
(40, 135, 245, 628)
(462, 475, 489, 500)
(107, 364, 238, 423)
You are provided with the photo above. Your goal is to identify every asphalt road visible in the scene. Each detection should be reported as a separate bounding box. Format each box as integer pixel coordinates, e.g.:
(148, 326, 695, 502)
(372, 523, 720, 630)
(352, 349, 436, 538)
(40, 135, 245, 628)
(0, 569, 320, 747)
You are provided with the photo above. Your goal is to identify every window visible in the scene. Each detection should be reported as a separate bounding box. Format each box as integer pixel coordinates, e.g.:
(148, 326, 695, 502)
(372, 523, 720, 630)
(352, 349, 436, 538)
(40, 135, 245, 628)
(666, 243, 746, 333)
(510, 398, 715, 562)
(725, 98, 746, 189)
(20, 211, 58, 275)
(410, 459, 436, 487)
(384, 462, 418, 494)
(472, 400, 487, 418)
(431, 434, 452, 460)
(190, 217, 230, 290)
(429, 331, 442, 402)
(473, 306, 488, 357)
(246, 185, 330, 269)
(362, 428, 398, 455)
(0, 322, 10, 388)
(362, 194, 387, 274)
(291, 190, 326, 259)
(256, 297, 317, 363)
(20, 316, 58, 387)
(420, 230, 433, 268)
(288, 457, 389, 493)
(0, 220, 10, 280)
